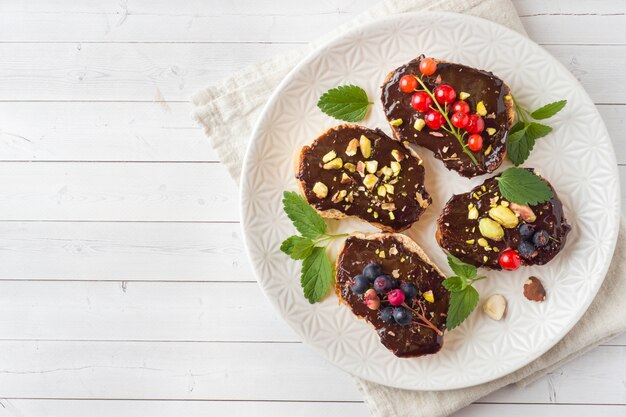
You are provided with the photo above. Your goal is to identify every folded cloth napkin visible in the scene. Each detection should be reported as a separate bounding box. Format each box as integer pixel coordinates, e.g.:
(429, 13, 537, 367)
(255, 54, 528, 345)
(192, 1, 626, 416)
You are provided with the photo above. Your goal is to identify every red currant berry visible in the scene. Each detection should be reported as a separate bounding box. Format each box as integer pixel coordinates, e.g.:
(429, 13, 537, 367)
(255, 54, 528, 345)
(499, 249, 522, 271)
(387, 289, 405, 306)
(465, 114, 485, 134)
(419, 58, 437, 76)
(467, 134, 483, 151)
(399, 75, 418, 93)
(424, 110, 445, 130)
(451, 112, 469, 129)
(410, 91, 433, 113)
(452, 100, 470, 114)
(434, 84, 457, 105)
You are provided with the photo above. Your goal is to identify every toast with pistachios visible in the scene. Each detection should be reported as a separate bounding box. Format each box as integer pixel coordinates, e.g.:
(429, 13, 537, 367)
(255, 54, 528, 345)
(295, 124, 431, 232)
(381, 55, 515, 178)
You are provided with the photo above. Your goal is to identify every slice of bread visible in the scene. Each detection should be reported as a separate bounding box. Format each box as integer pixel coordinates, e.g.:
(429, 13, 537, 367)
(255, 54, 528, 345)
(381, 55, 515, 178)
(295, 124, 431, 232)
(436, 169, 571, 269)
(335, 232, 449, 358)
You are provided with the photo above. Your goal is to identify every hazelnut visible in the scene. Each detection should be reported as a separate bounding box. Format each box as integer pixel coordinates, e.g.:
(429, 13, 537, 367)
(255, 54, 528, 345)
(479, 218, 504, 241)
(312, 182, 328, 199)
(509, 202, 537, 222)
(359, 135, 372, 158)
(482, 294, 506, 320)
(524, 276, 546, 302)
(488, 205, 519, 228)
(345, 139, 359, 156)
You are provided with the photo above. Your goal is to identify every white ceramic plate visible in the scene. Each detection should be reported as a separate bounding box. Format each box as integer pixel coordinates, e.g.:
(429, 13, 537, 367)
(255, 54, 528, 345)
(240, 12, 620, 390)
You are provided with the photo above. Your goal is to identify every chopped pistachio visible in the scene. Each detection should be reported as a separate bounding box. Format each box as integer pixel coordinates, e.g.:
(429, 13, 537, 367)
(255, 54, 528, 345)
(365, 160, 378, 174)
(381, 166, 393, 178)
(356, 161, 365, 177)
(373, 211, 379, 219)
(483, 255, 489, 263)
(345, 138, 359, 156)
(381, 202, 396, 211)
(359, 135, 372, 158)
(390, 161, 401, 176)
(481, 185, 487, 192)
(468, 207, 479, 220)
(423, 290, 435, 303)
(413, 118, 426, 131)
(484, 145, 492, 155)
(389, 118, 403, 126)
(501, 200, 509, 207)
(377, 185, 387, 197)
(504, 95, 512, 101)
(388, 211, 395, 220)
(459, 91, 470, 100)
(391, 149, 404, 161)
(400, 257, 406, 263)
(384, 183, 395, 194)
(378, 249, 384, 257)
(486, 127, 496, 136)
(331, 189, 347, 203)
(312, 182, 328, 199)
(340, 172, 351, 184)
(323, 157, 343, 170)
(466, 239, 475, 244)
(344, 162, 356, 173)
(367, 208, 373, 213)
(476, 101, 487, 116)
(363, 174, 378, 190)
(322, 150, 336, 163)
(477, 238, 489, 247)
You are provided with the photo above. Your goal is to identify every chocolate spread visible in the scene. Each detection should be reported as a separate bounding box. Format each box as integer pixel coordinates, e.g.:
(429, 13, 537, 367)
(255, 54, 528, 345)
(297, 125, 431, 231)
(437, 171, 571, 269)
(381, 55, 512, 177)
(336, 235, 449, 357)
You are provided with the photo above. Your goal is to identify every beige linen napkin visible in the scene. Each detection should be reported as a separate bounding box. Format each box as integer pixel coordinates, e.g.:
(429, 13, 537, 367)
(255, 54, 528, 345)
(192, 1, 626, 416)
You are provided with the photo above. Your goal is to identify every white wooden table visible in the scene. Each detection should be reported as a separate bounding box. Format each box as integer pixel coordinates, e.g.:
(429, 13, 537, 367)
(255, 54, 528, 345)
(0, 1, 624, 416)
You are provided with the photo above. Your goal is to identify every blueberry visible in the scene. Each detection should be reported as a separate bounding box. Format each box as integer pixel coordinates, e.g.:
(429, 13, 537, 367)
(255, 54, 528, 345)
(391, 279, 401, 290)
(373, 275, 393, 293)
(379, 306, 394, 324)
(393, 306, 413, 326)
(363, 263, 383, 282)
(518, 241, 537, 259)
(351, 274, 369, 294)
(533, 230, 550, 247)
(518, 223, 536, 240)
(400, 282, 418, 302)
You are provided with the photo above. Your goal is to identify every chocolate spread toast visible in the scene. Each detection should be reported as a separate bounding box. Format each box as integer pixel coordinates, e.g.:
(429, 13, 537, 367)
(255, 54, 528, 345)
(436, 169, 571, 270)
(381, 55, 515, 177)
(295, 125, 432, 232)
(336, 233, 449, 357)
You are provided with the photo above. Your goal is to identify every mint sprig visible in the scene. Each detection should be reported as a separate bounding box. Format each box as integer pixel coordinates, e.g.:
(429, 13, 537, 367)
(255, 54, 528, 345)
(280, 191, 347, 303)
(442, 254, 485, 330)
(507, 98, 566, 165)
(496, 167, 554, 206)
(317, 85, 372, 122)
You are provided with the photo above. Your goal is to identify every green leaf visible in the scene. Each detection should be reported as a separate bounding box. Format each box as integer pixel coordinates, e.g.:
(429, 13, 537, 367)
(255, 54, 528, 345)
(301, 247, 334, 303)
(447, 253, 476, 280)
(446, 285, 479, 330)
(442, 276, 466, 292)
(496, 167, 554, 205)
(526, 122, 552, 140)
(507, 125, 534, 166)
(317, 85, 371, 122)
(530, 100, 567, 120)
(282, 191, 327, 239)
(281, 236, 315, 260)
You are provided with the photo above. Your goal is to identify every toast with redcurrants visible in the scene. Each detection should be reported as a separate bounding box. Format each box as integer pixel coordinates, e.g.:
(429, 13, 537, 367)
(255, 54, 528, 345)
(335, 232, 449, 357)
(295, 124, 432, 232)
(381, 55, 515, 178)
(436, 169, 571, 270)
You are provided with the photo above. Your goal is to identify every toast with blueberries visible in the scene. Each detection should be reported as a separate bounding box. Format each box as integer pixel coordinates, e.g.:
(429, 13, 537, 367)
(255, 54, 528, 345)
(436, 169, 571, 270)
(335, 232, 449, 357)
(381, 55, 515, 178)
(295, 124, 432, 232)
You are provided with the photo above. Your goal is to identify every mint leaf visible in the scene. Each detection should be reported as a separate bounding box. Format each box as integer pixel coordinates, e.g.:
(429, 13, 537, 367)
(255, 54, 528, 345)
(526, 122, 552, 140)
(281, 236, 315, 260)
(496, 167, 554, 205)
(530, 100, 567, 120)
(301, 247, 333, 303)
(443, 276, 466, 292)
(282, 191, 327, 239)
(446, 285, 479, 330)
(507, 126, 534, 166)
(317, 85, 371, 122)
(447, 253, 476, 280)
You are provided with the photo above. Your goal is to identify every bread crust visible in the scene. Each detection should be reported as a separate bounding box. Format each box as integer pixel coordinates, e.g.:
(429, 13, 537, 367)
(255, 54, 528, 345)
(294, 124, 429, 232)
